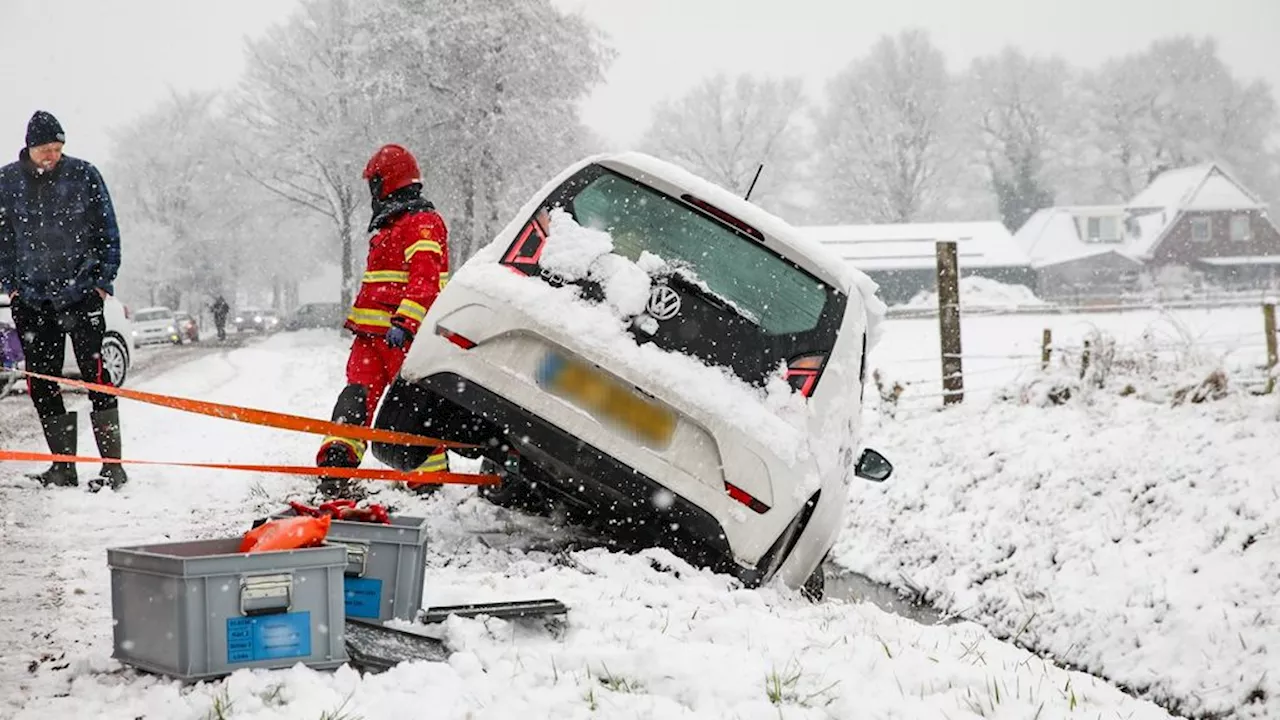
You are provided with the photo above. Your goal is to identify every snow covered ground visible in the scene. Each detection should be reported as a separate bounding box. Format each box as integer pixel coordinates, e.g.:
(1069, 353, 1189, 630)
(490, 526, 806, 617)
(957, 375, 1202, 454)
(837, 306, 1280, 719)
(871, 305, 1273, 411)
(902, 277, 1047, 311)
(0, 330, 1172, 719)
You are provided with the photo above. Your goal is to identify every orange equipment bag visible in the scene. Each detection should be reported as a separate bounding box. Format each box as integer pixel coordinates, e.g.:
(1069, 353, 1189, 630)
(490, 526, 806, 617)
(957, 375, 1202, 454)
(240, 514, 332, 554)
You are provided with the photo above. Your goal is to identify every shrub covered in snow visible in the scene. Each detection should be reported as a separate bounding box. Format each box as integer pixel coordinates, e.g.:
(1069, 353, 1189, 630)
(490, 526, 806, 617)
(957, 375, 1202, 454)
(998, 324, 1250, 408)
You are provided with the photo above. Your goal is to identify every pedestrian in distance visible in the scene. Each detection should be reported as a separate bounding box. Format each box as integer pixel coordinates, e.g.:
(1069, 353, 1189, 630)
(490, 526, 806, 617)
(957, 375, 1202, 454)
(211, 294, 230, 342)
(0, 111, 128, 491)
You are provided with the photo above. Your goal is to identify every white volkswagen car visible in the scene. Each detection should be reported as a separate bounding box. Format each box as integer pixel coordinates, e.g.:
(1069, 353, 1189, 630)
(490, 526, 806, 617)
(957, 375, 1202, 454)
(371, 153, 892, 597)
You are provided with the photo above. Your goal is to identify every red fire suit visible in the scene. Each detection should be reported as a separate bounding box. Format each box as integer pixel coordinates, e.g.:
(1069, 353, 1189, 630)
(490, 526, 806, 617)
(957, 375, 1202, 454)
(317, 206, 450, 474)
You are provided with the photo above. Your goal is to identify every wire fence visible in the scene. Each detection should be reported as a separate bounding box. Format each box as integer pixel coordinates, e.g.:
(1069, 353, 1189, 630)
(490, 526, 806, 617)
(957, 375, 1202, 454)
(867, 303, 1278, 417)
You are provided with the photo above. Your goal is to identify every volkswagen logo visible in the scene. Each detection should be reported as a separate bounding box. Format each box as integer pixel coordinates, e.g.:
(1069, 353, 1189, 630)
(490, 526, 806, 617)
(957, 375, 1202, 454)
(646, 284, 682, 321)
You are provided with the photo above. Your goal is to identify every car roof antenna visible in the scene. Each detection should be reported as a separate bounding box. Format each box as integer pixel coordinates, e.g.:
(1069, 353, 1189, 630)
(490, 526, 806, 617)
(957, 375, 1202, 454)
(743, 164, 764, 202)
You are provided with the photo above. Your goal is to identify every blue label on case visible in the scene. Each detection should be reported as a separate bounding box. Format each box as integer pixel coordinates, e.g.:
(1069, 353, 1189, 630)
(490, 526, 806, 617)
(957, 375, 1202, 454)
(226, 611, 311, 664)
(344, 576, 383, 619)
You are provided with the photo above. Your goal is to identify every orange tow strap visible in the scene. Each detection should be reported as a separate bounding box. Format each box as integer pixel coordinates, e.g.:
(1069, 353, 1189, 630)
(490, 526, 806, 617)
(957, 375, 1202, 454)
(0, 450, 497, 486)
(17, 369, 475, 449)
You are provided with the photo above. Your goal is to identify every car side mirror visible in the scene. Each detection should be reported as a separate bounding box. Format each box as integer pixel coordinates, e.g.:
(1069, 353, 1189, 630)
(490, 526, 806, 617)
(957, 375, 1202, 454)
(854, 448, 893, 482)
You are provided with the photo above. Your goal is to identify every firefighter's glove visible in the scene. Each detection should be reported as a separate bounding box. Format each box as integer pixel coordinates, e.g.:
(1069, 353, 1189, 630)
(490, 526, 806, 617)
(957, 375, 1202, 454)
(386, 325, 413, 348)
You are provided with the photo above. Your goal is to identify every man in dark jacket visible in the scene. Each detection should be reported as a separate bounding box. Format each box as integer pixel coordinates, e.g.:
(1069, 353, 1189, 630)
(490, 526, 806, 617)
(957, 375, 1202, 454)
(0, 111, 127, 492)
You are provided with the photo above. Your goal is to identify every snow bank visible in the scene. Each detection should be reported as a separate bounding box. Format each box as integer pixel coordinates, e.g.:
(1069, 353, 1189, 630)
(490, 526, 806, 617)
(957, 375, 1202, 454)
(835, 393, 1280, 718)
(902, 276, 1047, 310)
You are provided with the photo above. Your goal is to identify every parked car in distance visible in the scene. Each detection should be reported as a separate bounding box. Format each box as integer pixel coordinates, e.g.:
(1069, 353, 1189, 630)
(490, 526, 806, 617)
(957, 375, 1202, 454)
(284, 302, 345, 331)
(0, 293, 134, 390)
(173, 311, 199, 343)
(130, 306, 181, 347)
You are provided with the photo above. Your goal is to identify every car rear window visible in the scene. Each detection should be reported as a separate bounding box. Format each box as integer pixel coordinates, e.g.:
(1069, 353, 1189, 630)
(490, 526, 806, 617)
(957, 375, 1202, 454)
(569, 172, 831, 336)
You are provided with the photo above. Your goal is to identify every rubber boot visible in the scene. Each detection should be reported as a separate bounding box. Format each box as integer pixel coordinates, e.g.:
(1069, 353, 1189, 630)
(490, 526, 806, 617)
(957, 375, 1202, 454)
(316, 385, 369, 501)
(87, 408, 127, 493)
(317, 444, 366, 501)
(27, 413, 78, 488)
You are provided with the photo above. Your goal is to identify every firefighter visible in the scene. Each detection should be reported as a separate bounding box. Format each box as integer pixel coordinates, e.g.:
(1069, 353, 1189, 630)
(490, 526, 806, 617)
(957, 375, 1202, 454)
(316, 144, 449, 499)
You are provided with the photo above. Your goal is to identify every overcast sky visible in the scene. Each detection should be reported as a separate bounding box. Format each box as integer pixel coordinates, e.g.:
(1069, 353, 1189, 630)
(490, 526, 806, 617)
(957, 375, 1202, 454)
(1, 0, 1277, 167)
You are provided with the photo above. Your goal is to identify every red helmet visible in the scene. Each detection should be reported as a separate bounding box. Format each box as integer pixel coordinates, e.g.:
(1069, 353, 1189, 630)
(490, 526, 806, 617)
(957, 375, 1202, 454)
(363, 144, 422, 199)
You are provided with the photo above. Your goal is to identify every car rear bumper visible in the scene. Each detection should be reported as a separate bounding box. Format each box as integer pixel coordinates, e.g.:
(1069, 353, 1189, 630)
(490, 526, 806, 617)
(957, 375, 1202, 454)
(376, 371, 764, 582)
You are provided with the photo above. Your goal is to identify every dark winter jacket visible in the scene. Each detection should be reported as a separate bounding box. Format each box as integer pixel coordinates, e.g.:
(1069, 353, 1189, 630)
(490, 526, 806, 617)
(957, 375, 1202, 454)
(0, 149, 121, 308)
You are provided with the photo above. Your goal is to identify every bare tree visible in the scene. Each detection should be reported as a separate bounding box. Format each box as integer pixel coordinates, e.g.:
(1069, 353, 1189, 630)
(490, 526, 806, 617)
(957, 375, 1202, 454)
(108, 88, 324, 313)
(964, 48, 1074, 231)
(373, 0, 613, 262)
(814, 29, 953, 224)
(233, 0, 384, 310)
(1083, 36, 1277, 200)
(640, 73, 809, 217)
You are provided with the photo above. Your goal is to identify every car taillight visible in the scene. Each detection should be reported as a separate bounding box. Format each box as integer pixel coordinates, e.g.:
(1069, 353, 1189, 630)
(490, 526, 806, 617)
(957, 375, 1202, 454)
(435, 325, 476, 350)
(784, 354, 827, 398)
(724, 481, 770, 514)
(500, 210, 550, 275)
(680, 194, 765, 242)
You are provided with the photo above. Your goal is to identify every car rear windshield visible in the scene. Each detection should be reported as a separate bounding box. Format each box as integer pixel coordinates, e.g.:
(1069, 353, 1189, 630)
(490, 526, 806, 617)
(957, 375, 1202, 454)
(568, 171, 832, 336)
(135, 310, 171, 322)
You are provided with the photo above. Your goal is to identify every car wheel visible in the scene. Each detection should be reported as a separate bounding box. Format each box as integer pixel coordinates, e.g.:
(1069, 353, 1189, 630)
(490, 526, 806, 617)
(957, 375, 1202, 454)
(100, 333, 129, 387)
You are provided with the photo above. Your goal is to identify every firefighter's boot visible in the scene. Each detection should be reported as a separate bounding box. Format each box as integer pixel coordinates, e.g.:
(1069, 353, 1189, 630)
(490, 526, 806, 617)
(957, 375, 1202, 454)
(407, 448, 449, 496)
(316, 384, 369, 500)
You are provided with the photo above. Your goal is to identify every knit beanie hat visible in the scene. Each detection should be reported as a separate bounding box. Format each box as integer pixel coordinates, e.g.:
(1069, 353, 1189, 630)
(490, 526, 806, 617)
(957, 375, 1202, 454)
(26, 111, 65, 148)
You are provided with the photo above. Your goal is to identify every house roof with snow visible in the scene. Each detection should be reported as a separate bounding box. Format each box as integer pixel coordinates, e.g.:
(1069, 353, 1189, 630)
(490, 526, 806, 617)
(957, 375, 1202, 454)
(1014, 162, 1269, 266)
(799, 221, 1030, 272)
(1014, 207, 1141, 269)
(1124, 163, 1266, 259)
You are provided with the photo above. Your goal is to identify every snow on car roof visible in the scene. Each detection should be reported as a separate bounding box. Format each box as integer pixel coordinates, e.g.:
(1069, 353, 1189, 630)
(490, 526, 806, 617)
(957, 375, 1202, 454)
(475, 152, 888, 352)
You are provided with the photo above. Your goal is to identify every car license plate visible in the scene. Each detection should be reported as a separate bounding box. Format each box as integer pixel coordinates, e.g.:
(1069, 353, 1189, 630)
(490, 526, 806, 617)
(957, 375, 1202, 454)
(536, 352, 676, 448)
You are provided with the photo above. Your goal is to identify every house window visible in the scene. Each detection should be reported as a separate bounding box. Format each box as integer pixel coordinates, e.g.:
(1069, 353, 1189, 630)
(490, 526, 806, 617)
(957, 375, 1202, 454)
(1230, 214, 1252, 242)
(1086, 216, 1121, 243)
(1191, 217, 1211, 242)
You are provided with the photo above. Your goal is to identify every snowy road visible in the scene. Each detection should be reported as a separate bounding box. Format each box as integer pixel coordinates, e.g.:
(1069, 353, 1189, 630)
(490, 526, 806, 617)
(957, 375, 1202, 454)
(0, 335, 282, 703)
(0, 330, 1172, 719)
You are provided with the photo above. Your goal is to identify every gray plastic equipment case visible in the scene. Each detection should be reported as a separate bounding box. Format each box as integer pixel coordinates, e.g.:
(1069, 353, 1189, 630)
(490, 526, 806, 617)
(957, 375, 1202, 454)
(272, 512, 429, 623)
(107, 538, 349, 682)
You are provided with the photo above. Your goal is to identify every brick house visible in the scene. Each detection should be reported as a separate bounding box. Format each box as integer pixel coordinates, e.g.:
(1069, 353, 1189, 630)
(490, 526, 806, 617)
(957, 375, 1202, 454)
(1016, 163, 1280, 298)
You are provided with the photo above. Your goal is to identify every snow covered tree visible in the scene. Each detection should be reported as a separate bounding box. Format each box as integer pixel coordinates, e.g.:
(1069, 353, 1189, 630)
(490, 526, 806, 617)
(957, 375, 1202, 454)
(232, 0, 382, 311)
(108, 90, 322, 313)
(963, 49, 1074, 231)
(368, 0, 612, 262)
(639, 73, 809, 218)
(1083, 36, 1277, 200)
(231, 0, 611, 292)
(813, 30, 954, 224)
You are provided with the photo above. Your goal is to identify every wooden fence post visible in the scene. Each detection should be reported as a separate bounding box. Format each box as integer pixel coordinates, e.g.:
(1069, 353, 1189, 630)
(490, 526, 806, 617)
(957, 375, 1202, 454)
(936, 240, 963, 405)
(1080, 339, 1092, 381)
(1264, 303, 1277, 394)
(1041, 329, 1052, 370)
